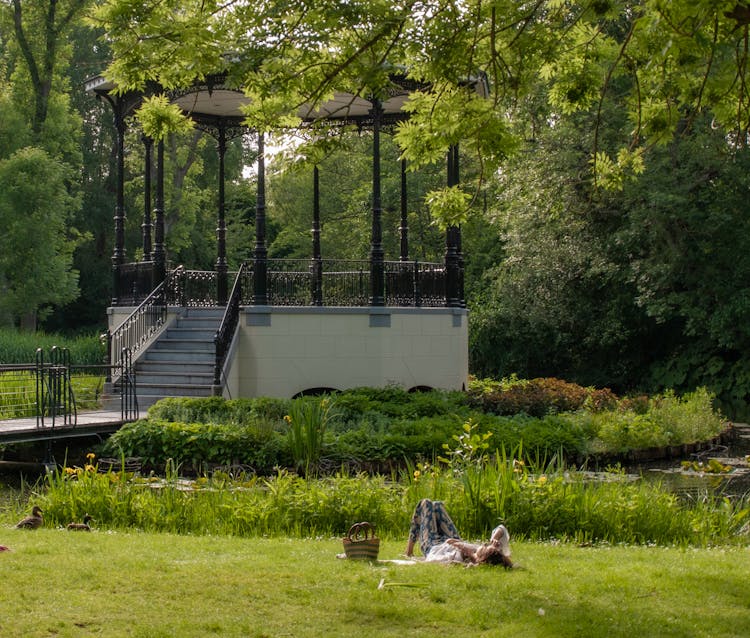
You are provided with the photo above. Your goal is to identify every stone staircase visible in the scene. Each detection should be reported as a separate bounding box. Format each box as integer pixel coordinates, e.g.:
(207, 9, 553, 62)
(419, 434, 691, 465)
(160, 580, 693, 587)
(134, 307, 223, 410)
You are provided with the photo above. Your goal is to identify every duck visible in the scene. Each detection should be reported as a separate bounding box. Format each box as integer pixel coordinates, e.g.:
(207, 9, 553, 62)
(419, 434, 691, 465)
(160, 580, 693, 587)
(15, 506, 43, 529)
(66, 515, 93, 531)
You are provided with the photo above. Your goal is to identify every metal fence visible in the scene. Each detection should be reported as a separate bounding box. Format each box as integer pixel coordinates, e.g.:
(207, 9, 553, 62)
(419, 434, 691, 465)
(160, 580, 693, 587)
(0, 348, 138, 427)
(114, 259, 452, 308)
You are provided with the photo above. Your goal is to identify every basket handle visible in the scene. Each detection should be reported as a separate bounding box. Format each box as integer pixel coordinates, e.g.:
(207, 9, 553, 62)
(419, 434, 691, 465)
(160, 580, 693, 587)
(346, 521, 376, 541)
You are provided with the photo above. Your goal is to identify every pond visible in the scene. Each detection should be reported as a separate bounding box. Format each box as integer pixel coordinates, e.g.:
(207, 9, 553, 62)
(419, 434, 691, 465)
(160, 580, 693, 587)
(626, 423, 750, 499)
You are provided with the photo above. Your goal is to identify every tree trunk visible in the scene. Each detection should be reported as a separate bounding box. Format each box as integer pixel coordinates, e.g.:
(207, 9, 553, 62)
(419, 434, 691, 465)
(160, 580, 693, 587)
(20, 311, 37, 332)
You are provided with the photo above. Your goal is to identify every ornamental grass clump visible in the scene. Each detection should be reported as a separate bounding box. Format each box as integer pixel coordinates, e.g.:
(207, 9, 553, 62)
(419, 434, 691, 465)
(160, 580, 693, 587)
(285, 396, 336, 476)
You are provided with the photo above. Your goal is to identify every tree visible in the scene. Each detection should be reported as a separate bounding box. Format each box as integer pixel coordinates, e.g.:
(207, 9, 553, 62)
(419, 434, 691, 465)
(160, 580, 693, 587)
(91, 1, 750, 223)
(5, 0, 88, 140)
(0, 147, 84, 330)
(0, 0, 90, 330)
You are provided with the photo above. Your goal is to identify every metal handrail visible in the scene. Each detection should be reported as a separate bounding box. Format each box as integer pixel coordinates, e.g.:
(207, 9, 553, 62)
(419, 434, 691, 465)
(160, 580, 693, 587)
(107, 266, 185, 380)
(214, 263, 247, 386)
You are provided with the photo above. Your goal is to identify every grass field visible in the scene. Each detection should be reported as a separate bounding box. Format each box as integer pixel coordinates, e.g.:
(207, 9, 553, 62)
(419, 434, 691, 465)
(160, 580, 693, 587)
(0, 529, 747, 638)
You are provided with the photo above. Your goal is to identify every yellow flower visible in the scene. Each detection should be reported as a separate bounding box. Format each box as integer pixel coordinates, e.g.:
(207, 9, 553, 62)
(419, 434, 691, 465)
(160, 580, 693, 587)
(413, 470, 421, 480)
(283, 415, 292, 424)
(537, 475, 547, 485)
(84, 464, 96, 473)
(86, 452, 96, 461)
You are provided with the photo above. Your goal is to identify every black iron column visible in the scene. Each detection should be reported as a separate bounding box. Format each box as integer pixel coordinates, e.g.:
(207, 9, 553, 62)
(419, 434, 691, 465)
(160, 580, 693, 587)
(142, 135, 153, 262)
(311, 165, 323, 306)
(445, 144, 460, 307)
(253, 133, 268, 305)
(153, 139, 166, 285)
(454, 144, 465, 307)
(369, 99, 385, 306)
(399, 158, 409, 261)
(216, 125, 228, 305)
(111, 106, 127, 304)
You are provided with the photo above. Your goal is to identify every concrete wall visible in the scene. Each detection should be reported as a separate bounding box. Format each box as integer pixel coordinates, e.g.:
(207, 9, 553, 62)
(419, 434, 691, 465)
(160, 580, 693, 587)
(224, 306, 469, 399)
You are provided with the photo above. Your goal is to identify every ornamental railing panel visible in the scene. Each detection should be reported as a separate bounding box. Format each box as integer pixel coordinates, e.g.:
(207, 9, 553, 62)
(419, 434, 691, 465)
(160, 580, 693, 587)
(116, 261, 156, 305)
(267, 259, 311, 306)
(168, 269, 218, 307)
(320, 259, 370, 306)
(415, 262, 447, 307)
(113, 259, 451, 308)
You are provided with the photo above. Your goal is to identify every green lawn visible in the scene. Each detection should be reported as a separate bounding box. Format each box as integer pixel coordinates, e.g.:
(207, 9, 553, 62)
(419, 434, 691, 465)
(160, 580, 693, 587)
(0, 530, 747, 637)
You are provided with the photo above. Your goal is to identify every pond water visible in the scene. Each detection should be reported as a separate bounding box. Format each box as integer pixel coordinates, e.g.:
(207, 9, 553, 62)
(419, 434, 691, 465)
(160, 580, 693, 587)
(1, 426, 749, 501)
(625, 423, 750, 499)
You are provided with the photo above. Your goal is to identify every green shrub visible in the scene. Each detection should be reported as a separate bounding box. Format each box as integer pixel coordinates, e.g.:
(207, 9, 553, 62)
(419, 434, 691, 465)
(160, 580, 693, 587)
(648, 387, 725, 444)
(589, 387, 725, 453)
(147, 396, 291, 426)
(100, 419, 284, 472)
(109, 384, 727, 471)
(333, 386, 468, 421)
(593, 412, 668, 453)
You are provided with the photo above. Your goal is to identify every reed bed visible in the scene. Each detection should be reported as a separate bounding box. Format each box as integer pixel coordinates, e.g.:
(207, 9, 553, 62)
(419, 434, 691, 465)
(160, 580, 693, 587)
(0, 328, 105, 365)
(14, 451, 748, 548)
(0, 370, 105, 418)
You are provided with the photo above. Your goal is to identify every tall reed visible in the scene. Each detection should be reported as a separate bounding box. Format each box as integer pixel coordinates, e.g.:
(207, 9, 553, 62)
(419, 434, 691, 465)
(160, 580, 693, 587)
(27, 452, 749, 547)
(285, 397, 336, 476)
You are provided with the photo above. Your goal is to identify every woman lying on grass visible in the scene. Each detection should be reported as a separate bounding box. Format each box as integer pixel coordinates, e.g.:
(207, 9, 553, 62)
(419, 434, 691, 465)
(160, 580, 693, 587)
(405, 498, 513, 567)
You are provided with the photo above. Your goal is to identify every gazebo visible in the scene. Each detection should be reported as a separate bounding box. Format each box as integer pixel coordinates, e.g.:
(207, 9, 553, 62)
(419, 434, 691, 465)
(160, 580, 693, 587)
(86, 72, 472, 407)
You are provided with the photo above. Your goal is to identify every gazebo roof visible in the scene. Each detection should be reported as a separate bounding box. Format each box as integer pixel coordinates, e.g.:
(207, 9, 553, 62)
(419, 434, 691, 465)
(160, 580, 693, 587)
(85, 72, 488, 128)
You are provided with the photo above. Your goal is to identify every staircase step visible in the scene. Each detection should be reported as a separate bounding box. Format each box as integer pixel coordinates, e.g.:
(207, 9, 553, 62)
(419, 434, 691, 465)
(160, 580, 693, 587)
(137, 383, 214, 397)
(142, 350, 215, 363)
(152, 338, 215, 352)
(173, 319, 222, 330)
(138, 371, 214, 385)
(165, 328, 218, 340)
(138, 361, 214, 374)
(131, 306, 225, 408)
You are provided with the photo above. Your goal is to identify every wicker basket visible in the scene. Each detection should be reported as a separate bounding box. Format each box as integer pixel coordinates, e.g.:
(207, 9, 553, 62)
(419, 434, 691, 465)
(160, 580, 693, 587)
(342, 522, 380, 560)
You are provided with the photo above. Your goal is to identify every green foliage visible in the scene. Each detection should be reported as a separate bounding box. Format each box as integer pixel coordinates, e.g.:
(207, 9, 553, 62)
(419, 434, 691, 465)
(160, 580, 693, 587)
(102, 383, 727, 471)
(146, 395, 291, 425)
(32, 452, 750, 547)
(0, 147, 85, 328)
(101, 418, 284, 472)
(284, 397, 336, 476)
(0, 328, 104, 365)
(136, 94, 194, 141)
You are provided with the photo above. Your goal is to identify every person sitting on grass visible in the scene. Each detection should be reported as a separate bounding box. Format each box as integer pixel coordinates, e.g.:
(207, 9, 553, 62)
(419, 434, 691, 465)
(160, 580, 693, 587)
(405, 498, 513, 567)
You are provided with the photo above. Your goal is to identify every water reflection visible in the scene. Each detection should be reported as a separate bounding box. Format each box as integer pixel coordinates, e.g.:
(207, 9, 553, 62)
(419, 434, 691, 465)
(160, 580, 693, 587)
(628, 424, 750, 499)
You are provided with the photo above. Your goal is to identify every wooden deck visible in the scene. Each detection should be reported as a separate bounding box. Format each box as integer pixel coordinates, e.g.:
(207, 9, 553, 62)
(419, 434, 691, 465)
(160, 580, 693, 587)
(0, 410, 131, 445)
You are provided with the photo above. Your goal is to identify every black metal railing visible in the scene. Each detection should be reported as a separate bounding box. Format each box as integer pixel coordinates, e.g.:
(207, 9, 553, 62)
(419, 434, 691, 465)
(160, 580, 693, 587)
(169, 269, 218, 307)
(107, 268, 182, 377)
(35, 347, 76, 429)
(0, 364, 37, 420)
(266, 259, 314, 306)
(114, 258, 453, 308)
(117, 348, 138, 421)
(1, 349, 139, 427)
(116, 261, 157, 305)
(319, 259, 371, 306)
(214, 263, 246, 385)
